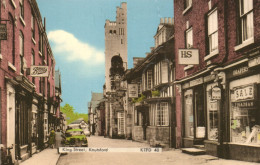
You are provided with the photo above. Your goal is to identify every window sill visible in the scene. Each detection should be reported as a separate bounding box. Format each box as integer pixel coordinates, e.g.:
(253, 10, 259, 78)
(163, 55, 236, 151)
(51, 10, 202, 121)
(10, 0, 17, 8)
(20, 16, 26, 27)
(0, 54, 2, 60)
(234, 38, 254, 51)
(182, 5, 192, 15)
(8, 62, 16, 72)
(32, 38, 36, 45)
(184, 65, 194, 71)
(39, 51, 42, 56)
(44, 60, 47, 64)
(204, 49, 219, 61)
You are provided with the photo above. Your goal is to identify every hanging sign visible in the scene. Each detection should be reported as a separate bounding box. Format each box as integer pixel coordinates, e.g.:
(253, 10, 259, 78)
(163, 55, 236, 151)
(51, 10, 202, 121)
(30, 66, 48, 77)
(0, 24, 7, 40)
(178, 49, 199, 65)
(212, 87, 221, 100)
(128, 84, 138, 98)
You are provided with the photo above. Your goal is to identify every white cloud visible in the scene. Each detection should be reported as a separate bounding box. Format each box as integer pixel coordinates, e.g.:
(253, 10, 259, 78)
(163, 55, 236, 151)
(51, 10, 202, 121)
(48, 30, 104, 65)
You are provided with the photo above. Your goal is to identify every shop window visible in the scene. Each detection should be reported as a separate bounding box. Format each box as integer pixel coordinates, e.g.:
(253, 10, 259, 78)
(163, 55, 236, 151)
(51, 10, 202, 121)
(194, 87, 205, 138)
(230, 81, 260, 144)
(239, 0, 253, 43)
(207, 9, 218, 54)
(207, 83, 219, 140)
(184, 89, 194, 137)
(19, 99, 29, 146)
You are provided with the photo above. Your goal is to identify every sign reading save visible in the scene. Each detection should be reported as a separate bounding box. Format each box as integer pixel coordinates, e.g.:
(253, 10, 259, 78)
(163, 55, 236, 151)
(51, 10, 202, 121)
(30, 66, 48, 77)
(178, 49, 199, 65)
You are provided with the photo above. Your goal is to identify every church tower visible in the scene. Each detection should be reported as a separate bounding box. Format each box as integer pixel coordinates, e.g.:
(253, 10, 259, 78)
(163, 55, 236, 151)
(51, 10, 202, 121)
(104, 2, 127, 93)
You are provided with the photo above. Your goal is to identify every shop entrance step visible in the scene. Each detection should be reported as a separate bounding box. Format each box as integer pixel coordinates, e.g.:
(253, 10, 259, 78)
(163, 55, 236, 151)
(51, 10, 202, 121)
(193, 145, 205, 150)
(181, 148, 206, 155)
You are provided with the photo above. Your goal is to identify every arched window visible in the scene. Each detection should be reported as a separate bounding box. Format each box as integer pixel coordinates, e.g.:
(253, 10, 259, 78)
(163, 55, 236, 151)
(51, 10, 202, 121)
(31, 49, 35, 83)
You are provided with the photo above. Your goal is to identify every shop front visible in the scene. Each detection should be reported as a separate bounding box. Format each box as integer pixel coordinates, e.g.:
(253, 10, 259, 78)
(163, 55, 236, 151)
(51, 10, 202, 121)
(225, 63, 260, 162)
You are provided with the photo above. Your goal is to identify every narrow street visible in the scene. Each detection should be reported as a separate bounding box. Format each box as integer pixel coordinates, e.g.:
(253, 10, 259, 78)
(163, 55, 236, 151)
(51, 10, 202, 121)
(57, 136, 259, 165)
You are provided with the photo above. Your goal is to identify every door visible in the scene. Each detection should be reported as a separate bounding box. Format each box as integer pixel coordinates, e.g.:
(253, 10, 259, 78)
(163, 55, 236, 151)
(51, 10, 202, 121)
(194, 86, 205, 138)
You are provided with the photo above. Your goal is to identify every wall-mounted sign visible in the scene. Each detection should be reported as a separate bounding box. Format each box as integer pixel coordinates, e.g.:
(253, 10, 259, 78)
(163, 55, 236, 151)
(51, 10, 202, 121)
(178, 49, 199, 65)
(128, 84, 138, 98)
(212, 87, 221, 100)
(249, 56, 260, 68)
(0, 24, 7, 40)
(233, 85, 255, 101)
(30, 66, 48, 77)
(233, 66, 248, 76)
(190, 77, 203, 87)
(209, 100, 218, 111)
(233, 101, 255, 108)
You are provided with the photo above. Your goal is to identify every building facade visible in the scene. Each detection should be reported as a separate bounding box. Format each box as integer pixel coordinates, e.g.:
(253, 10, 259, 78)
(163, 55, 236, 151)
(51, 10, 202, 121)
(104, 2, 128, 138)
(0, 0, 61, 163)
(174, 0, 260, 162)
(125, 18, 175, 148)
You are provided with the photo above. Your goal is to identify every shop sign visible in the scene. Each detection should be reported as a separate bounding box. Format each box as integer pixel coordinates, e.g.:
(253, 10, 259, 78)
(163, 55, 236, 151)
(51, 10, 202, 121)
(234, 85, 255, 101)
(182, 82, 190, 89)
(212, 87, 221, 100)
(30, 66, 48, 77)
(232, 66, 248, 77)
(209, 100, 218, 111)
(190, 77, 203, 87)
(204, 74, 215, 83)
(128, 84, 138, 98)
(178, 49, 199, 65)
(249, 56, 260, 68)
(0, 24, 7, 40)
(233, 101, 255, 108)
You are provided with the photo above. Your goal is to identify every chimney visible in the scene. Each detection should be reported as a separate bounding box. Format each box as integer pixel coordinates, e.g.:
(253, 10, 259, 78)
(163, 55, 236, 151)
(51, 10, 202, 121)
(150, 47, 154, 52)
(168, 17, 172, 24)
(160, 18, 164, 24)
(164, 17, 168, 24)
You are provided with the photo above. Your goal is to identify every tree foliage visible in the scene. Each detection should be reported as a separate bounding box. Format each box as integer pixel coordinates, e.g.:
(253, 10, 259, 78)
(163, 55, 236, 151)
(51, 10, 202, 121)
(61, 103, 88, 124)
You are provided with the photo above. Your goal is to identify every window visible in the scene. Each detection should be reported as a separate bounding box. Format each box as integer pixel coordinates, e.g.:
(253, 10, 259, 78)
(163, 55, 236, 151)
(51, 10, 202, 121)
(185, 0, 192, 9)
(239, 0, 253, 43)
(19, 31, 24, 74)
(20, 0, 24, 19)
(186, 28, 193, 48)
(208, 9, 218, 53)
(118, 112, 124, 135)
(39, 30, 43, 53)
(146, 69, 153, 90)
(31, 50, 35, 84)
(149, 104, 156, 126)
(8, 14, 15, 65)
(156, 102, 169, 126)
(161, 60, 168, 83)
(19, 99, 29, 145)
(31, 14, 35, 39)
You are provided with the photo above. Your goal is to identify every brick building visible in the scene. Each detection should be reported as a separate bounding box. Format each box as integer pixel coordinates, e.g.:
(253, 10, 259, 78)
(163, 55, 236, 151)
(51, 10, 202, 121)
(174, 0, 260, 162)
(0, 0, 60, 163)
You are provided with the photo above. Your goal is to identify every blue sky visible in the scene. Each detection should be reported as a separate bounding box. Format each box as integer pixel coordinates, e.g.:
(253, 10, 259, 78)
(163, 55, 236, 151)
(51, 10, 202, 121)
(37, 0, 173, 114)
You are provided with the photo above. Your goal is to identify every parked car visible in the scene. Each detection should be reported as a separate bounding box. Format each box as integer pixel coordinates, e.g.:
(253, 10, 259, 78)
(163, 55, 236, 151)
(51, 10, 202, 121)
(65, 128, 88, 147)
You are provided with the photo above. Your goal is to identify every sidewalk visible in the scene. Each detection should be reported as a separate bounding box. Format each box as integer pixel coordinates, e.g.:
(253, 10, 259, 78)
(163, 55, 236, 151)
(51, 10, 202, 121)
(20, 149, 60, 165)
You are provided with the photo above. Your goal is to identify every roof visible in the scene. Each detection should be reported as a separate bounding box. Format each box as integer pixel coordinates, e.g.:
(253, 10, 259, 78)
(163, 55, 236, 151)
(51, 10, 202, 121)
(91, 93, 103, 101)
(70, 118, 85, 124)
